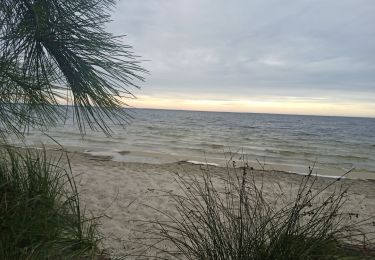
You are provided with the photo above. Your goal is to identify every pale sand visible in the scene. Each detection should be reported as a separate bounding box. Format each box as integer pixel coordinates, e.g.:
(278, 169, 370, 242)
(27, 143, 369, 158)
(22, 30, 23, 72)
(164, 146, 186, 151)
(62, 149, 375, 258)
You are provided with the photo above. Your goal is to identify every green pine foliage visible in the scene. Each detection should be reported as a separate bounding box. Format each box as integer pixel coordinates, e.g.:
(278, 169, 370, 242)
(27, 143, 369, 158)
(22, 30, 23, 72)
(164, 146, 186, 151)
(0, 0, 146, 136)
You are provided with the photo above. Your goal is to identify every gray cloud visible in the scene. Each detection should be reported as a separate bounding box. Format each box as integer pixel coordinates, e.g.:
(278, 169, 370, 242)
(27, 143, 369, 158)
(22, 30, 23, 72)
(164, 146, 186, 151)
(109, 0, 375, 101)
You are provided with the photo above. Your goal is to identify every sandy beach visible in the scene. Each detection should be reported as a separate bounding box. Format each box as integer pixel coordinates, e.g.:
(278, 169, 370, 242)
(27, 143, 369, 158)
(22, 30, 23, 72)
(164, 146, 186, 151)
(56, 148, 375, 258)
(2, 1, 374, 259)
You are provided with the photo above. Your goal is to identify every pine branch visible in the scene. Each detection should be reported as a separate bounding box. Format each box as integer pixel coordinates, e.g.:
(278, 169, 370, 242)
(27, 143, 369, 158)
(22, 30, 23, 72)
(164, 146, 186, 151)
(0, 0, 147, 135)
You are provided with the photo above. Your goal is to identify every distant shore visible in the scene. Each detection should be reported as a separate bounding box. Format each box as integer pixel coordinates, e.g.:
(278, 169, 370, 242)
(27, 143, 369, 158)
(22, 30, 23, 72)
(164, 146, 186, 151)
(58, 148, 375, 258)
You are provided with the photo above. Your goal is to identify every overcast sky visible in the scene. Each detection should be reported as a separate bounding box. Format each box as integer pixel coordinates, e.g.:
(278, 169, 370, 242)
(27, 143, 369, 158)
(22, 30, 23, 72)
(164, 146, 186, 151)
(108, 0, 375, 117)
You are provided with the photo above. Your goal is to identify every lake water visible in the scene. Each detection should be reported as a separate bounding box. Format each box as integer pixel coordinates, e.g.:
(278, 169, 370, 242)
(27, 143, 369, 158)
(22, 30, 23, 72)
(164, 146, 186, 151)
(14, 108, 375, 179)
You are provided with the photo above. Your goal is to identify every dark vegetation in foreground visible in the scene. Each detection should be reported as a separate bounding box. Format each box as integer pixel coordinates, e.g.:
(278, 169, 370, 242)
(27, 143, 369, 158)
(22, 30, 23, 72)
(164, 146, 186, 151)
(141, 161, 375, 260)
(0, 147, 105, 259)
(1, 146, 374, 259)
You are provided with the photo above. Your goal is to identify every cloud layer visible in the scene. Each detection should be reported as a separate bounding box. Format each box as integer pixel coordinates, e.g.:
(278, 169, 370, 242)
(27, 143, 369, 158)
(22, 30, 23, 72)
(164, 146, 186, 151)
(109, 0, 375, 116)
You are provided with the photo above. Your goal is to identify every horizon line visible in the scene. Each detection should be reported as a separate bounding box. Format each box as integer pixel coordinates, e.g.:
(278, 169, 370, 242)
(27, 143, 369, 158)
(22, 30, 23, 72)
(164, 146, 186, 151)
(132, 106, 375, 120)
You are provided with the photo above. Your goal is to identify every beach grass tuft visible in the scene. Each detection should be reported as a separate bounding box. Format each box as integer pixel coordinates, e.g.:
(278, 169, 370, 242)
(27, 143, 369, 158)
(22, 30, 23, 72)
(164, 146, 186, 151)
(0, 146, 104, 259)
(143, 161, 374, 259)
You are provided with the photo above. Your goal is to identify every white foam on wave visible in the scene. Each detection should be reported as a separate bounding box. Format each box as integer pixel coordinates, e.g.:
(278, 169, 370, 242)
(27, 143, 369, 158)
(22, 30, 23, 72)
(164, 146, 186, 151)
(83, 151, 348, 179)
(294, 172, 346, 179)
(185, 160, 220, 167)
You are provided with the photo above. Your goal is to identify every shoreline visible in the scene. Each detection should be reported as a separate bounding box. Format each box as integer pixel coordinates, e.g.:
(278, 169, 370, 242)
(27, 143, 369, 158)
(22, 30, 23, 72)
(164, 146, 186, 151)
(39, 144, 375, 180)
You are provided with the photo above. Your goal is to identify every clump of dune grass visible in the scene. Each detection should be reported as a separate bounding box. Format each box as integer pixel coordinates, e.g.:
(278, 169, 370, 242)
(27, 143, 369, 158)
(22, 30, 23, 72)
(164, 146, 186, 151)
(142, 161, 374, 259)
(0, 146, 104, 259)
